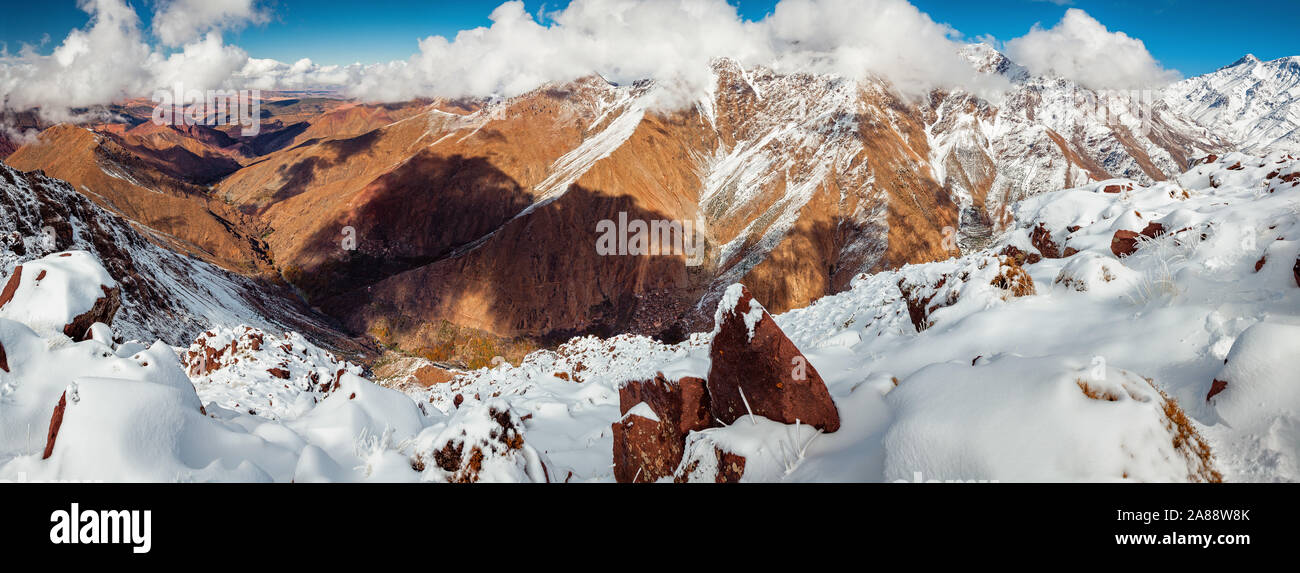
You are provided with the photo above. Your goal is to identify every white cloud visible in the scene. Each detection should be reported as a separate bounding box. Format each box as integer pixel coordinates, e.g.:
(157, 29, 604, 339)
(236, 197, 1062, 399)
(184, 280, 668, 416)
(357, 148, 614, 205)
(5, 0, 1184, 120)
(0, 0, 155, 117)
(152, 0, 270, 47)
(344, 0, 1007, 106)
(1004, 8, 1179, 89)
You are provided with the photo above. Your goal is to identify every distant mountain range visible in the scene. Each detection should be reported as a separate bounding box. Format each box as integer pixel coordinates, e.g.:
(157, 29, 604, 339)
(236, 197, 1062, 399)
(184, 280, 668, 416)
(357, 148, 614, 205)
(2, 46, 1297, 366)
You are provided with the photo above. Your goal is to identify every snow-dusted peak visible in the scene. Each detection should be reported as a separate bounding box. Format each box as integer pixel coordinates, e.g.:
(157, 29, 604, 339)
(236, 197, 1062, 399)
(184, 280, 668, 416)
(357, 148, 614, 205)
(1163, 53, 1300, 153)
(958, 43, 1030, 83)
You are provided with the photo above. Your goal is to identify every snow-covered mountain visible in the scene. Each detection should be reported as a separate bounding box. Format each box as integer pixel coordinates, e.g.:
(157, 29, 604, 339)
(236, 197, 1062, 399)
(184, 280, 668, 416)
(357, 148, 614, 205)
(2, 151, 1296, 482)
(1163, 54, 1300, 154)
(0, 162, 365, 352)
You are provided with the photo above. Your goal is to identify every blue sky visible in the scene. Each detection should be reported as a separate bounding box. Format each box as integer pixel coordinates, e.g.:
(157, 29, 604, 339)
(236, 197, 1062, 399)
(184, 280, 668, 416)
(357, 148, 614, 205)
(1, 0, 1296, 76)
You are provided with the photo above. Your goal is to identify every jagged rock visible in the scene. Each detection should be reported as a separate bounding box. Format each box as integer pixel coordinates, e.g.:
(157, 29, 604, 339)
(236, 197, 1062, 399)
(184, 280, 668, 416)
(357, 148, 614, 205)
(42, 391, 67, 460)
(611, 373, 712, 483)
(0, 339, 8, 373)
(1293, 256, 1299, 288)
(1030, 223, 1062, 259)
(706, 284, 840, 432)
(998, 244, 1041, 266)
(1102, 183, 1133, 194)
(0, 266, 20, 309)
(1207, 379, 1228, 401)
(62, 285, 120, 342)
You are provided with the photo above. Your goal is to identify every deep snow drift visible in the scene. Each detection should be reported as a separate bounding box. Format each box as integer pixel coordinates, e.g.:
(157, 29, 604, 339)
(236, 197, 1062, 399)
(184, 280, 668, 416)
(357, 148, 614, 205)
(1, 152, 1298, 482)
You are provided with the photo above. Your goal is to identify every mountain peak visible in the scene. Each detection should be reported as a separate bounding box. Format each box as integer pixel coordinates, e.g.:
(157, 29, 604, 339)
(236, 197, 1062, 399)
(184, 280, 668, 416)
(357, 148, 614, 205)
(1227, 54, 1261, 69)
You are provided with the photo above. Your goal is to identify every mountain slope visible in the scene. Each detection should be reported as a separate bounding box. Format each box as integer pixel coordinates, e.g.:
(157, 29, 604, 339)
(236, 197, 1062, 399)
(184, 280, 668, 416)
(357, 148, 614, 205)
(0, 162, 364, 352)
(1163, 54, 1300, 153)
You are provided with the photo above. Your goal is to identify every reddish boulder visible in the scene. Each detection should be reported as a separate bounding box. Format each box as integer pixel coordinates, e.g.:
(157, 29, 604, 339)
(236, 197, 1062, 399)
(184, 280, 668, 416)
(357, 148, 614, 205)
(1207, 379, 1228, 401)
(61, 285, 121, 342)
(707, 285, 840, 432)
(1030, 223, 1062, 259)
(997, 245, 1041, 266)
(42, 391, 67, 459)
(1140, 222, 1166, 240)
(0, 339, 7, 373)
(1102, 183, 1133, 194)
(267, 367, 290, 379)
(1111, 230, 1141, 258)
(612, 373, 712, 483)
(0, 266, 20, 310)
(1294, 257, 1300, 288)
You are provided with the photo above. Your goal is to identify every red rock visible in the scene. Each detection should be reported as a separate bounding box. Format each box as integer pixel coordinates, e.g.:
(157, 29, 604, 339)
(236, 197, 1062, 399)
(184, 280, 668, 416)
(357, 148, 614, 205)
(1139, 221, 1166, 240)
(1294, 257, 1300, 288)
(42, 391, 67, 460)
(997, 245, 1041, 266)
(1255, 256, 1267, 272)
(612, 373, 712, 483)
(61, 285, 121, 342)
(1207, 379, 1228, 401)
(1111, 229, 1141, 258)
(707, 285, 840, 432)
(1030, 223, 1062, 259)
(1101, 183, 1132, 194)
(267, 367, 290, 379)
(0, 339, 7, 373)
(0, 265, 20, 310)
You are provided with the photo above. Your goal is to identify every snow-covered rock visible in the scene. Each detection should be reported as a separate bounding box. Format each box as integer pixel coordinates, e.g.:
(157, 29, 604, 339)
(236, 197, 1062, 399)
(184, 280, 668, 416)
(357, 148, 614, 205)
(0, 251, 119, 341)
(182, 325, 365, 421)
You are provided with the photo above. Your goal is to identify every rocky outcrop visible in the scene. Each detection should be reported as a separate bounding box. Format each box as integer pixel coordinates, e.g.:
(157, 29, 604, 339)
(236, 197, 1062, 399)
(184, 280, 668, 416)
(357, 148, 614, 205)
(1294, 256, 1299, 288)
(707, 285, 840, 432)
(611, 374, 711, 483)
(62, 285, 120, 342)
(0, 252, 121, 341)
(0, 338, 7, 373)
(610, 285, 840, 482)
(1030, 223, 1063, 259)
(423, 402, 550, 483)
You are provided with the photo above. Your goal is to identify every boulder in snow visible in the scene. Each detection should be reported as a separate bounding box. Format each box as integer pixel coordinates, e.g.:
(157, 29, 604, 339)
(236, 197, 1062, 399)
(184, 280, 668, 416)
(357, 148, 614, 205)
(1111, 229, 1141, 258)
(707, 284, 840, 432)
(1030, 223, 1063, 259)
(1207, 322, 1300, 418)
(411, 400, 549, 483)
(0, 251, 120, 341)
(611, 373, 712, 483)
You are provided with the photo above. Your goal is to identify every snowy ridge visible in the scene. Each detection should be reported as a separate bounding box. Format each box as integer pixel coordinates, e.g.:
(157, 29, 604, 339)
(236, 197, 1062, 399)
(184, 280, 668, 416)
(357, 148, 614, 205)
(1164, 55, 1300, 153)
(0, 163, 344, 347)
